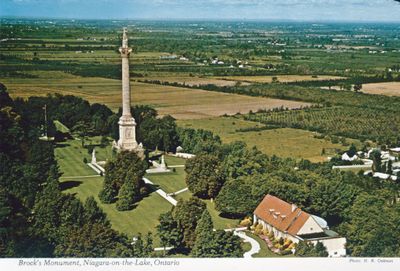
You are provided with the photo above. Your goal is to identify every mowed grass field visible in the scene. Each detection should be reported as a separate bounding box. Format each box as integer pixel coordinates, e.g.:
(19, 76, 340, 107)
(361, 82, 400, 96)
(56, 138, 172, 245)
(146, 168, 187, 194)
(4, 71, 310, 120)
(215, 75, 345, 83)
(177, 117, 357, 162)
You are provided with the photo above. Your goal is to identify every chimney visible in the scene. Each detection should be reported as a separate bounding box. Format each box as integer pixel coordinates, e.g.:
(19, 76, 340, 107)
(291, 204, 297, 213)
(281, 215, 287, 221)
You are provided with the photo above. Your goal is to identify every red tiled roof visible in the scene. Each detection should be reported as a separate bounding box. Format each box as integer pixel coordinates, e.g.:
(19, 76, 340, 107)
(254, 194, 310, 236)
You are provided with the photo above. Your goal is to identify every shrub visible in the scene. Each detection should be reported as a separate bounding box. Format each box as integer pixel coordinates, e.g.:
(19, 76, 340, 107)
(240, 217, 252, 227)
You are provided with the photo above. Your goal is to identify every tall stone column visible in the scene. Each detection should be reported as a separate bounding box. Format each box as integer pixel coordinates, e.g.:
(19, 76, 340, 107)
(116, 28, 144, 157)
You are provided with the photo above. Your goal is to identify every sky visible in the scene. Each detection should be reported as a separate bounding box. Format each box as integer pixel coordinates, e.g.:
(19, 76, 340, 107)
(1, 0, 400, 22)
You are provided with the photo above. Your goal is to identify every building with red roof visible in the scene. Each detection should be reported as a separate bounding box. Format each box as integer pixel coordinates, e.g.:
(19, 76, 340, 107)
(253, 194, 347, 257)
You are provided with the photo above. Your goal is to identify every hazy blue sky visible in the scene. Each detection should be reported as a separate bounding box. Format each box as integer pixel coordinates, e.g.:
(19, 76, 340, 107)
(1, 0, 400, 22)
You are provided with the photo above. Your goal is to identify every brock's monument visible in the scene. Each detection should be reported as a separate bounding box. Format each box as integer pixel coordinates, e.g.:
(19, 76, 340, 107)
(114, 28, 144, 157)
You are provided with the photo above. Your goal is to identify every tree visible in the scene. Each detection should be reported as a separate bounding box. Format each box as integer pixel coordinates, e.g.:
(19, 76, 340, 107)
(295, 241, 328, 257)
(0, 186, 13, 256)
(370, 150, 382, 172)
(173, 197, 206, 249)
(185, 154, 224, 199)
(116, 177, 138, 211)
(221, 143, 269, 179)
(353, 83, 362, 92)
(99, 151, 147, 204)
(387, 160, 393, 175)
(215, 178, 256, 217)
(347, 144, 357, 157)
(339, 193, 399, 256)
(53, 223, 123, 257)
(84, 196, 110, 226)
(191, 210, 214, 257)
(191, 209, 243, 257)
(309, 178, 359, 226)
(157, 211, 183, 251)
(132, 232, 154, 257)
(72, 121, 90, 147)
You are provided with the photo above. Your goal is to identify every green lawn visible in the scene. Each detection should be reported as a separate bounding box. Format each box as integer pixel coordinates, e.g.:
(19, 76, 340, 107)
(56, 138, 172, 246)
(245, 232, 294, 258)
(178, 116, 361, 163)
(54, 120, 70, 133)
(204, 200, 240, 230)
(164, 155, 187, 166)
(55, 140, 95, 177)
(60, 176, 171, 246)
(174, 190, 193, 201)
(145, 168, 187, 194)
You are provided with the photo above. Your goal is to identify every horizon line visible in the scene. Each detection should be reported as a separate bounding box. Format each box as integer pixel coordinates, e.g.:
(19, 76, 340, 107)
(1, 16, 400, 24)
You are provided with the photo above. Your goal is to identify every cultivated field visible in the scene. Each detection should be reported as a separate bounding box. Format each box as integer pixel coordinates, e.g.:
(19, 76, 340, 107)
(5, 71, 310, 120)
(215, 75, 345, 84)
(361, 82, 400, 97)
(138, 76, 248, 87)
(177, 117, 359, 162)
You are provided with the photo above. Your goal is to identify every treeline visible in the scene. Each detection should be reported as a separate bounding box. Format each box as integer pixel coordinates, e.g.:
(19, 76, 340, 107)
(244, 106, 400, 147)
(177, 129, 400, 257)
(0, 89, 154, 257)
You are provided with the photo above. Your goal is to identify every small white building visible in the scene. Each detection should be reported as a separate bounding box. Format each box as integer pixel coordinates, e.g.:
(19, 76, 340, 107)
(253, 194, 346, 257)
(341, 153, 358, 161)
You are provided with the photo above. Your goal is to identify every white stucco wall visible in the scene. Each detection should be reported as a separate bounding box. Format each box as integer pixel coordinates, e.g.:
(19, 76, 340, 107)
(311, 238, 347, 257)
(297, 217, 324, 235)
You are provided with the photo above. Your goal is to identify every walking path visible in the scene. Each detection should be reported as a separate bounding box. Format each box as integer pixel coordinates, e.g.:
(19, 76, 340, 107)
(143, 177, 178, 206)
(85, 160, 259, 258)
(172, 187, 188, 195)
(87, 163, 102, 174)
(60, 175, 99, 179)
(233, 231, 260, 258)
(168, 165, 185, 168)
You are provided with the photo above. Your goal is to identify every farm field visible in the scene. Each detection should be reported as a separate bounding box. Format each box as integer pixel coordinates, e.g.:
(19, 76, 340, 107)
(138, 76, 248, 87)
(361, 82, 400, 97)
(177, 116, 359, 162)
(5, 71, 310, 120)
(215, 75, 345, 84)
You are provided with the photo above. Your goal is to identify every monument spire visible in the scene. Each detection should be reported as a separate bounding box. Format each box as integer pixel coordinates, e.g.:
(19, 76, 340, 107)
(115, 27, 144, 156)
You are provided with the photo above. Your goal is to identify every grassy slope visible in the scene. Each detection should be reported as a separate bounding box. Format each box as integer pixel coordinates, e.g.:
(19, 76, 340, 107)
(177, 116, 359, 162)
(145, 168, 187, 194)
(56, 139, 172, 245)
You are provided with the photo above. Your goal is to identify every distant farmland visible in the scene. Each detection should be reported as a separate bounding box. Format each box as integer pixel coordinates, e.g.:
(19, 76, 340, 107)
(361, 82, 400, 97)
(5, 71, 310, 120)
(214, 75, 345, 84)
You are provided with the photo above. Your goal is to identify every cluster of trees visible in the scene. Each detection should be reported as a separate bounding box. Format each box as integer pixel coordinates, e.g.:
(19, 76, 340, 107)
(98, 151, 147, 211)
(179, 125, 400, 257)
(1, 89, 154, 257)
(9, 92, 114, 141)
(245, 106, 400, 147)
(156, 197, 243, 257)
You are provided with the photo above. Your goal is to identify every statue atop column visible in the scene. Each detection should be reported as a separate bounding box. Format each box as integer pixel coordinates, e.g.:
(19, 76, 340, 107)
(114, 27, 144, 158)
